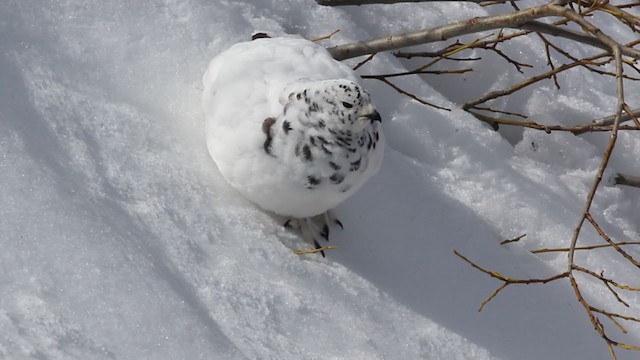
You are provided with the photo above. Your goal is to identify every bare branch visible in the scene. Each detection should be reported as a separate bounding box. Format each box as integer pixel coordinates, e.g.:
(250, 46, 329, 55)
(500, 233, 527, 245)
(466, 110, 640, 134)
(567, 45, 624, 273)
(563, 45, 631, 358)
(474, 107, 528, 118)
(352, 53, 376, 70)
(573, 264, 640, 292)
(462, 54, 608, 110)
(549, 5, 640, 59)
(591, 307, 640, 326)
(591, 107, 640, 128)
(453, 249, 569, 284)
(327, 3, 640, 61)
(317, 0, 507, 5)
(520, 20, 607, 51)
(328, 4, 563, 60)
(311, 29, 341, 42)
(362, 68, 472, 79)
(614, 173, 640, 189)
(531, 241, 640, 254)
(586, 214, 640, 269)
(337, 1, 640, 355)
(370, 77, 451, 110)
(453, 249, 569, 311)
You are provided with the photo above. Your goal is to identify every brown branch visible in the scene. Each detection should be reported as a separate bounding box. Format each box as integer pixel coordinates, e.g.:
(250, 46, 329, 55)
(567, 43, 623, 293)
(590, 107, 640, 127)
(587, 1, 640, 32)
(311, 29, 341, 42)
(353, 53, 376, 70)
(565, 44, 629, 359)
(474, 107, 528, 118)
(327, 3, 640, 61)
(486, 42, 534, 73)
(405, 34, 496, 70)
(550, 5, 640, 59)
(370, 77, 451, 110)
(336, 1, 640, 356)
(453, 249, 569, 311)
(605, 311, 630, 334)
(317, 0, 509, 5)
(624, 105, 640, 128)
(531, 241, 640, 254)
(392, 17, 616, 70)
(327, 4, 571, 60)
(519, 20, 607, 51)
(500, 233, 527, 245)
(591, 307, 640, 325)
(540, 37, 623, 80)
(462, 55, 608, 110)
(573, 264, 640, 293)
(467, 111, 640, 133)
(541, 35, 562, 88)
(591, 306, 640, 342)
(394, 33, 524, 60)
(394, 50, 481, 61)
(568, 276, 612, 354)
(614, 173, 640, 188)
(619, 3, 640, 10)
(465, 37, 640, 121)
(586, 214, 640, 269)
(362, 68, 472, 79)
(461, 35, 640, 357)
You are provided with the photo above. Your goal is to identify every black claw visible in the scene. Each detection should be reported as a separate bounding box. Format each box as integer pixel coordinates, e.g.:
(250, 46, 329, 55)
(335, 219, 344, 229)
(313, 240, 326, 258)
(320, 224, 329, 241)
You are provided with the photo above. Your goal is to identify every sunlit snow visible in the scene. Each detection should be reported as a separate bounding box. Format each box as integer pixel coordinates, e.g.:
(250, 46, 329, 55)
(1, 1, 639, 359)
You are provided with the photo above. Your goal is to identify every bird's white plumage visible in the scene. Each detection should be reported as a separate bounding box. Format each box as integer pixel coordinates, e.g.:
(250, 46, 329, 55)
(203, 37, 384, 219)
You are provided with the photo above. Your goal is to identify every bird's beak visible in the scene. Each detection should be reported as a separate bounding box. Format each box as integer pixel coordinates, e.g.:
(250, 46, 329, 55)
(359, 103, 381, 123)
(354, 106, 381, 132)
(365, 110, 382, 123)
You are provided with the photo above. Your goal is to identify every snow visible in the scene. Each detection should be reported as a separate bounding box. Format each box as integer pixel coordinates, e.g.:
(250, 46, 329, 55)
(1, 1, 639, 359)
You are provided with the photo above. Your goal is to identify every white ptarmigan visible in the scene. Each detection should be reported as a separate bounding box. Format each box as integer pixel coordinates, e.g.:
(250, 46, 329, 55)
(202, 36, 384, 255)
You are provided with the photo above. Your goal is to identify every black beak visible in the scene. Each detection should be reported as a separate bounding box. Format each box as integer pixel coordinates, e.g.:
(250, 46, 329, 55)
(366, 110, 382, 123)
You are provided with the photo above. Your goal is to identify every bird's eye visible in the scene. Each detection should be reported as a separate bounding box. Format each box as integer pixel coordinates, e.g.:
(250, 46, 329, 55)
(342, 102, 353, 109)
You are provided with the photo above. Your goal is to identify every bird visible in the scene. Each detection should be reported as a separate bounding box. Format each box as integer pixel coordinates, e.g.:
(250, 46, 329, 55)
(202, 36, 384, 256)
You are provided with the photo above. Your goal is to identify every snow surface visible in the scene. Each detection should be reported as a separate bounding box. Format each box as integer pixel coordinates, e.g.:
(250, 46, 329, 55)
(1, 1, 639, 359)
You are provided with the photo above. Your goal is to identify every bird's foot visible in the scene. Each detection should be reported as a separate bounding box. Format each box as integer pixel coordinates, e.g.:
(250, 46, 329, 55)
(284, 210, 343, 257)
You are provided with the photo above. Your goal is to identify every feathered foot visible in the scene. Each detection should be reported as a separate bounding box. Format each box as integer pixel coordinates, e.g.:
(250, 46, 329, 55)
(284, 210, 343, 257)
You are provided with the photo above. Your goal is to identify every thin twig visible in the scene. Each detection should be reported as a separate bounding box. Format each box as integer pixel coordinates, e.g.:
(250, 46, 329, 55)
(589, 107, 640, 128)
(566, 44, 628, 358)
(474, 107, 528, 119)
(614, 173, 640, 188)
(500, 233, 527, 245)
(353, 53, 376, 70)
(311, 29, 341, 42)
(572, 264, 640, 292)
(327, 4, 640, 61)
(467, 111, 640, 133)
(370, 77, 451, 110)
(362, 68, 472, 79)
(327, 4, 597, 60)
(531, 241, 640, 254)
(586, 214, 640, 269)
(317, 0, 510, 4)
(453, 249, 569, 311)
(463, 56, 609, 110)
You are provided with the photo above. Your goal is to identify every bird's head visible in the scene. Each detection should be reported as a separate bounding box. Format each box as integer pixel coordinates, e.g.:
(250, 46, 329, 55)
(285, 79, 381, 134)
